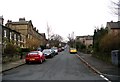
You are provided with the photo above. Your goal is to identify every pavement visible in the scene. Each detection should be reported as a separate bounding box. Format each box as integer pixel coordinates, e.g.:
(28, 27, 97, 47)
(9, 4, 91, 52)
(1, 52, 120, 81)
(77, 52, 120, 82)
(0, 59, 25, 73)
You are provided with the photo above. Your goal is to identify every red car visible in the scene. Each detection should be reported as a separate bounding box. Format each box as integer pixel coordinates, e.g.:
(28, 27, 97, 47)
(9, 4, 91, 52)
(25, 51, 46, 64)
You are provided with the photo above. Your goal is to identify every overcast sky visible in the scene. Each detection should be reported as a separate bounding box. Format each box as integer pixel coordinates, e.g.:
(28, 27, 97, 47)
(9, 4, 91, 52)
(0, 0, 118, 41)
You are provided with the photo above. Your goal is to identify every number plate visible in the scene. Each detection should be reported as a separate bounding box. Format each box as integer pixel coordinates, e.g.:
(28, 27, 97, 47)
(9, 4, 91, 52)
(30, 59, 35, 61)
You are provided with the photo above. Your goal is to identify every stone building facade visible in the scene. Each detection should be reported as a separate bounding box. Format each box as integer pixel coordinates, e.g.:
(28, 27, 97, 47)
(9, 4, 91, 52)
(76, 35, 93, 47)
(5, 18, 46, 49)
(106, 21, 120, 35)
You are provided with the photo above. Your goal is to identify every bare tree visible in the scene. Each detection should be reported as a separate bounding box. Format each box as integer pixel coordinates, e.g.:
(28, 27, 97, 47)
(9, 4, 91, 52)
(47, 22, 52, 40)
(111, 0, 120, 20)
(67, 32, 74, 41)
(67, 32, 75, 48)
(49, 34, 63, 47)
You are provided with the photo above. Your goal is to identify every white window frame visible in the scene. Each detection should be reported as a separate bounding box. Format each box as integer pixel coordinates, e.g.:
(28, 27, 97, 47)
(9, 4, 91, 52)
(4, 30, 7, 37)
(18, 35, 20, 42)
(27, 34, 29, 39)
(10, 32, 12, 39)
(14, 34, 16, 41)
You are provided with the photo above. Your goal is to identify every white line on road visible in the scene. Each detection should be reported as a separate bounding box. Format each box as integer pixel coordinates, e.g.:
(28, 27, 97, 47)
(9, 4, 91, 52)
(76, 54, 112, 82)
(100, 75, 111, 82)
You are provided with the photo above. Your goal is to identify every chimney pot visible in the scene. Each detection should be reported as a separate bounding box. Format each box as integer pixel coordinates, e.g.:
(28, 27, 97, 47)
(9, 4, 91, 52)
(19, 17, 25, 22)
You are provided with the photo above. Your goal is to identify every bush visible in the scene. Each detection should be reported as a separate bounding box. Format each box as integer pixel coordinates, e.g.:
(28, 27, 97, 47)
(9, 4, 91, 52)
(76, 41, 86, 52)
(4, 43, 18, 56)
(99, 33, 120, 53)
(2, 55, 20, 64)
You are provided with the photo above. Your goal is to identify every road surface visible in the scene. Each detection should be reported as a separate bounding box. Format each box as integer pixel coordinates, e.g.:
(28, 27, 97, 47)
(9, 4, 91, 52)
(2, 48, 106, 81)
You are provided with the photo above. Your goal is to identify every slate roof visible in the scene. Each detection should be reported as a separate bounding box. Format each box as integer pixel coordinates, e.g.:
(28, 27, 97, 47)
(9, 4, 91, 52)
(76, 35, 93, 40)
(107, 21, 120, 29)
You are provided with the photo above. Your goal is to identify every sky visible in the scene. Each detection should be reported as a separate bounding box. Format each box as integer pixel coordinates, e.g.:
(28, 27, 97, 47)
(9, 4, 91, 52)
(0, 0, 118, 41)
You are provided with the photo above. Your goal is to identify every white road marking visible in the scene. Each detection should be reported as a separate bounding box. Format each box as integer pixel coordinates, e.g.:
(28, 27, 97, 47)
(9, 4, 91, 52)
(100, 75, 111, 82)
(76, 54, 112, 82)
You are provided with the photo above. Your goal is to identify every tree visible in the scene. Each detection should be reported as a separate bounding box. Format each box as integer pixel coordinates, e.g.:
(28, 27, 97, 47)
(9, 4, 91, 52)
(99, 32, 120, 53)
(75, 41, 86, 51)
(47, 22, 52, 40)
(110, 0, 120, 21)
(93, 26, 108, 52)
(67, 32, 75, 48)
(26, 38, 40, 50)
(49, 34, 63, 47)
(111, 0, 120, 20)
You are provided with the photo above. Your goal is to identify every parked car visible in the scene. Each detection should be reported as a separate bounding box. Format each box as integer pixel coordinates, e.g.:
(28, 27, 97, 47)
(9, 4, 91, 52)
(51, 47, 58, 55)
(58, 47, 62, 52)
(25, 51, 46, 64)
(37, 47, 42, 51)
(69, 48, 77, 54)
(61, 47, 65, 51)
(42, 49, 55, 58)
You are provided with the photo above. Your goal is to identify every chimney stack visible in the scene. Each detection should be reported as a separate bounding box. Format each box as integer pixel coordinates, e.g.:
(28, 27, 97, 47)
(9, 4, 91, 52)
(19, 17, 25, 22)
(7, 20, 12, 23)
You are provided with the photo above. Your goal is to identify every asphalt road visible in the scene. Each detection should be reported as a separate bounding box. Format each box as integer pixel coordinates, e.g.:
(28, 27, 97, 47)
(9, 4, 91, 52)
(2, 48, 106, 81)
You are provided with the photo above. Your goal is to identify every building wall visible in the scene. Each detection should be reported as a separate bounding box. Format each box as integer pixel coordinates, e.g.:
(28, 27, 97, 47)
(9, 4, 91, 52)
(76, 36, 93, 47)
(1, 25, 25, 54)
(0, 16, 4, 25)
(0, 25, 2, 56)
(109, 29, 120, 35)
(5, 18, 46, 49)
(85, 39, 93, 47)
(107, 21, 120, 35)
(6, 24, 28, 36)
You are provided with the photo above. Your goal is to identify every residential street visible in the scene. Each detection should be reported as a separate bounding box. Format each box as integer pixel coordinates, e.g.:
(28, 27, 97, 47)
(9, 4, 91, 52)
(2, 48, 105, 81)
(1, 0, 120, 82)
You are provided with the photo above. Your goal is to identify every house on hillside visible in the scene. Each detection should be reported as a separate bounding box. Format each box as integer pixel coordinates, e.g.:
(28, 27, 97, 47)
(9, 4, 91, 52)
(106, 21, 120, 35)
(76, 35, 93, 48)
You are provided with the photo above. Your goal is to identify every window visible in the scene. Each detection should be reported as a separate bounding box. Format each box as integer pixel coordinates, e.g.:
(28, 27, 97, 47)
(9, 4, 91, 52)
(28, 34, 30, 39)
(18, 35, 20, 41)
(4, 30, 7, 37)
(10, 32, 12, 39)
(14, 34, 16, 41)
(18, 43, 20, 46)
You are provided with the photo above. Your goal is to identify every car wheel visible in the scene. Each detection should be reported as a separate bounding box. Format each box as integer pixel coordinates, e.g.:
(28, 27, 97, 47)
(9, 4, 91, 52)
(50, 55, 52, 58)
(40, 59, 42, 64)
(26, 61, 29, 64)
(44, 58, 46, 62)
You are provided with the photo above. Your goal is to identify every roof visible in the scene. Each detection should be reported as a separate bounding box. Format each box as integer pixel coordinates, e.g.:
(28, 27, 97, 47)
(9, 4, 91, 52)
(40, 33, 46, 37)
(6, 21, 30, 25)
(76, 35, 93, 40)
(5, 18, 33, 27)
(1, 25, 20, 34)
(107, 21, 120, 29)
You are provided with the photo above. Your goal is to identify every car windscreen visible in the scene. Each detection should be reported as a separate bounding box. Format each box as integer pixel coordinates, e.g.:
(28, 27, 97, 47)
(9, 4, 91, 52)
(43, 50, 51, 53)
(28, 52, 38, 55)
(52, 47, 57, 49)
(70, 48, 76, 50)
